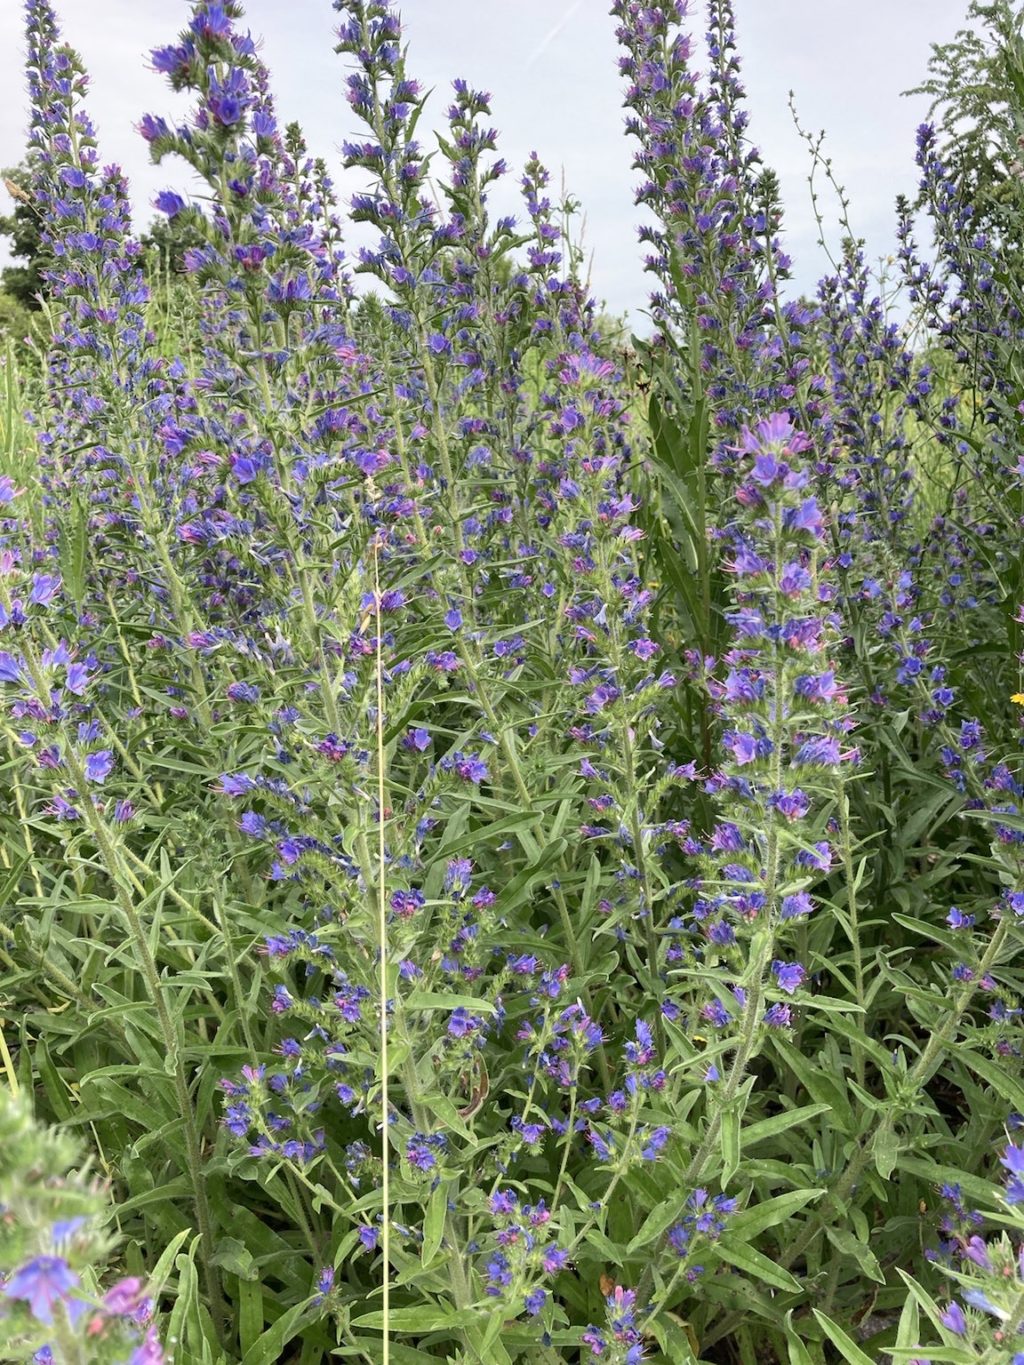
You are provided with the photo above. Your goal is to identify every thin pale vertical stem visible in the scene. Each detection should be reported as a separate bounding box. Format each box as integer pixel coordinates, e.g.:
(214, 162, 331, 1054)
(373, 537, 391, 1365)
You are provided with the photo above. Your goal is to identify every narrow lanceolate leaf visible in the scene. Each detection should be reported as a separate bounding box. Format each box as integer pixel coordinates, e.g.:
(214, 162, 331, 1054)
(812, 1310, 875, 1365)
(727, 1189, 826, 1241)
(715, 1237, 803, 1293)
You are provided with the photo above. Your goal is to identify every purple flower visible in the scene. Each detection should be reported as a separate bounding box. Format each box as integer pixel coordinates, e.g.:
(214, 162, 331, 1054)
(454, 752, 489, 783)
(128, 1328, 165, 1365)
(772, 960, 806, 995)
(1001, 1142, 1024, 1202)
(218, 772, 253, 796)
(781, 891, 813, 919)
(426, 650, 461, 672)
(310, 1266, 335, 1307)
(103, 1277, 146, 1315)
(84, 750, 115, 783)
(407, 1133, 443, 1171)
(963, 1288, 1004, 1319)
(946, 906, 975, 930)
(155, 190, 186, 217)
(749, 452, 783, 486)
(938, 1300, 966, 1335)
(29, 574, 61, 606)
(772, 789, 810, 821)
(793, 736, 840, 767)
(785, 497, 824, 535)
(490, 1189, 517, 1216)
(207, 65, 249, 125)
(640, 1125, 671, 1160)
(51, 1217, 86, 1245)
(725, 731, 760, 765)
(390, 888, 425, 918)
(524, 1288, 547, 1315)
(779, 563, 812, 598)
(3, 1256, 80, 1325)
(444, 858, 473, 896)
(65, 662, 90, 695)
(448, 1007, 481, 1037)
(226, 681, 260, 703)
(962, 1236, 991, 1271)
(238, 811, 266, 837)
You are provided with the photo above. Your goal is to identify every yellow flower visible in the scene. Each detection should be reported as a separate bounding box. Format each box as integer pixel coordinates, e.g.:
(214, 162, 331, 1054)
(1012, 694, 1024, 705)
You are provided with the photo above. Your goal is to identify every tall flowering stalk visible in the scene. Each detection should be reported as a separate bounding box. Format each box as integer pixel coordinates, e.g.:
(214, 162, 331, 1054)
(612, 0, 817, 431)
(677, 413, 855, 1176)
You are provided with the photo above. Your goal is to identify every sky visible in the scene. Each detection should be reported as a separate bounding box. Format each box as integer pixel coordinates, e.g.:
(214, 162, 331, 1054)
(0, 0, 974, 326)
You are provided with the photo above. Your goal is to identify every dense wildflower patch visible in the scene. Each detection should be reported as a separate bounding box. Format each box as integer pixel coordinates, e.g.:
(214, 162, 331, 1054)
(3, 0, 1024, 1360)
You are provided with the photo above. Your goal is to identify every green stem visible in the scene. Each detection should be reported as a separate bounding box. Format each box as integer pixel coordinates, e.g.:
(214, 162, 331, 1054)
(551, 1084, 578, 1210)
(837, 786, 867, 1089)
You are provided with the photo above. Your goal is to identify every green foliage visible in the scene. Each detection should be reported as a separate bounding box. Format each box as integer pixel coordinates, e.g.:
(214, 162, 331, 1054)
(0, 164, 49, 309)
(907, 0, 1024, 244)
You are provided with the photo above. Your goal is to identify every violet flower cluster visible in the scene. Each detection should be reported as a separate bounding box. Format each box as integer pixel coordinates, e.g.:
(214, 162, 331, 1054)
(681, 413, 854, 1044)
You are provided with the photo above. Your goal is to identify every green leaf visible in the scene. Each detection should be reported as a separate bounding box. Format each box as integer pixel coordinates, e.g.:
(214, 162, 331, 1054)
(167, 1246, 202, 1362)
(715, 1237, 803, 1292)
(57, 487, 89, 610)
(404, 991, 497, 1015)
(727, 1188, 825, 1241)
(339, 1343, 440, 1365)
(823, 1225, 884, 1283)
(626, 1195, 685, 1254)
(238, 1278, 264, 1358)
(771, 1038, 852, 1131)
(494, 839, 568, 915)
(899, 1155, 1003, 1211)
(957, 1048, 1024, 1113)
(812, 1310, 874, 1365)
(783, 1311, 815, 1365)
(579, 1225, 625, 1265)
(421, 1179, 448, 1268)
(741, 1103, 832, 1147)
(647, 1313, 700, 1364)
(435, 811, 541, 858)
(872, 1125, 900, 1182)
(242, 1297, 316, 1365)
(146, 1228, 192, 1294)
(351, 1306, 482, 1332)
(34, 1038, 74, 1121)
(212, 1236, 258, 1282)
(895, 1287, 920, 1351)
(721, 1099, 742, 1185)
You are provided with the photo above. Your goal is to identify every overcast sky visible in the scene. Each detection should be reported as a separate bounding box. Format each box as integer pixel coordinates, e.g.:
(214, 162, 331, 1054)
(0, 0, 973, 324)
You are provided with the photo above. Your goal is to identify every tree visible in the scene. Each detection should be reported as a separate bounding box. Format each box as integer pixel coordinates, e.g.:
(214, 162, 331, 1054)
(906, 0, 1024, 244)
(139, 211, 208, 276)
(0, 163, 49, 309)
